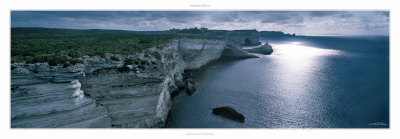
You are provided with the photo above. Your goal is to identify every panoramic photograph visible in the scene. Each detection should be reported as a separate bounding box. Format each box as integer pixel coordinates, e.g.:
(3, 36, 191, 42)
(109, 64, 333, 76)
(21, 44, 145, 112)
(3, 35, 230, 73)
(10, 11, 389, 128)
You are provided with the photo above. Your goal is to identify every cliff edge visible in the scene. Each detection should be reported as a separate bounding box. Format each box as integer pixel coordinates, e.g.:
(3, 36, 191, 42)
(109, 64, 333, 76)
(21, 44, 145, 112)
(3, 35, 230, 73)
(11, 38, 257, 128)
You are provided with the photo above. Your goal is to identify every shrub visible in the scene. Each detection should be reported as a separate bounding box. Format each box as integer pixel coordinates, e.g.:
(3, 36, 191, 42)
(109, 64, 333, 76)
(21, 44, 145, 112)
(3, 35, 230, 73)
(25, 56, 34, 63)
(110, 55, 120, 61)
(33, 54, 51, 63)
(48, 56, 67, 66)
(63, 63, 70, 68)
(69, 58, 83, 65)
(138, 38, 151, 44)
(123, 59, 133, 66)
(117, 66, 130, 72)
(11, 58, 18, 63)
(87, 52, 95, 57)
(94, 51, 105, 58)
(140, 60, 146, 65)
(67, 50, 79, 58)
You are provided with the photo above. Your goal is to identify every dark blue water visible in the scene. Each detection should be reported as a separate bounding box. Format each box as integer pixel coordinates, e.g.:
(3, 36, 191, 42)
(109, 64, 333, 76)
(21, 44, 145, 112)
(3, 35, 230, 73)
(166, 36, 389, 128)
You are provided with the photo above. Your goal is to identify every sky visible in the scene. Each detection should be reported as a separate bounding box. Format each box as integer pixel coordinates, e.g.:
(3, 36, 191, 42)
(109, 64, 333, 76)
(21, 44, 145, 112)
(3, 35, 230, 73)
(11, 11, 389, 36)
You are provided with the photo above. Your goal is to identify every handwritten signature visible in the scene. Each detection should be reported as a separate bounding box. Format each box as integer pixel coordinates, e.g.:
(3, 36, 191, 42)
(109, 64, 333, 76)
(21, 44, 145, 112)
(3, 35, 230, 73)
(368, 122, 387, 126)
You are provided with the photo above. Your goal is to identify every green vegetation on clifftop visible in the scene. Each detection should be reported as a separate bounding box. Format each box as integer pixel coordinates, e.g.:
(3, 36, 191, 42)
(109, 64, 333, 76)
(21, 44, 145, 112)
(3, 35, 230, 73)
(11, 28, 174, 65)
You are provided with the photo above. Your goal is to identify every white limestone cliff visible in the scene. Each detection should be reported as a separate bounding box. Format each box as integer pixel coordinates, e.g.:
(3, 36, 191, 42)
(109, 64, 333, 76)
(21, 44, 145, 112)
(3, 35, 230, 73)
(11, 38, 257, 128)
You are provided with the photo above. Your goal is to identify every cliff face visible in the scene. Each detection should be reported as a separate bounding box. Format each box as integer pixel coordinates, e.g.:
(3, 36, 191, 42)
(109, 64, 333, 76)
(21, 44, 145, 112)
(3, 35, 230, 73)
(177, 38, 226, 69)
(227, 30, 261, 46)
(11, 38, 242, 128)
(78, 40, 186, 128)
(11, 64, 111, 127)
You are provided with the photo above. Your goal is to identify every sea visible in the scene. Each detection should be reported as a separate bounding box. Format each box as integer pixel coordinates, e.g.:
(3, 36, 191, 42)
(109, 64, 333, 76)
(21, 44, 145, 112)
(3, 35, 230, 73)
(166, 36, 389, 128)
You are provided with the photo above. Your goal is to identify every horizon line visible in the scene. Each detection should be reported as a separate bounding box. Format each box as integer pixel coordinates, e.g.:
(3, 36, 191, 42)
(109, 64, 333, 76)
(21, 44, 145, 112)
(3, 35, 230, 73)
(11, 27, 389, 37)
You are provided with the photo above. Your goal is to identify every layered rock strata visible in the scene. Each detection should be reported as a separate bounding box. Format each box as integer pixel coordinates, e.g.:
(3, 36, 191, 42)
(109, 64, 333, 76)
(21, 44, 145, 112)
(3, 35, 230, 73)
(11, 38, 254, 128)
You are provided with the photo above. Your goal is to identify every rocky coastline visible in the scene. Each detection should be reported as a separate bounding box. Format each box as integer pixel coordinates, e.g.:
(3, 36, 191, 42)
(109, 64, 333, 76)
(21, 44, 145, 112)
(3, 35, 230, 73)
(11, 37, 273, 128)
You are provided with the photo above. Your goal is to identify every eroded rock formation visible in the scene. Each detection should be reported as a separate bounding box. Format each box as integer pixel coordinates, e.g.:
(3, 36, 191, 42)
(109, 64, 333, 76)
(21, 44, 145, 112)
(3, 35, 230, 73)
(221, 45, 259, 59)
(245, 43, 273, 55)
(11, 38, 257, 128)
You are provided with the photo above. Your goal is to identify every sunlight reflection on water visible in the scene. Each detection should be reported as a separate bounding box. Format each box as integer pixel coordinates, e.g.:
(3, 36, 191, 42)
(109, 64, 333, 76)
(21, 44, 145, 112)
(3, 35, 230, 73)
(270, 42, 340, 59)
(256, 42, 342, 74)
(167, 37, 389, 128)
(256, 42, 342, 127)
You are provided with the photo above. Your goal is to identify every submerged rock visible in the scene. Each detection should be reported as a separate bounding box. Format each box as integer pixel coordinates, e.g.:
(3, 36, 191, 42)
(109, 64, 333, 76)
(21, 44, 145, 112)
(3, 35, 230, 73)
(185, 78, 196, 96)
(245, 43, 273, 55)
(212, 106, 245, 122)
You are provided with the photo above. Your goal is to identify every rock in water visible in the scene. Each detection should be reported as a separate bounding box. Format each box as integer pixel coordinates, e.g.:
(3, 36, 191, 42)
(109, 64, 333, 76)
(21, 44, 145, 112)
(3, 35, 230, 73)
(169, 85, 180, 98)
(170, 80, 185, 98)
(185, 78, 196, 96)
(212, 106, 245, 122)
